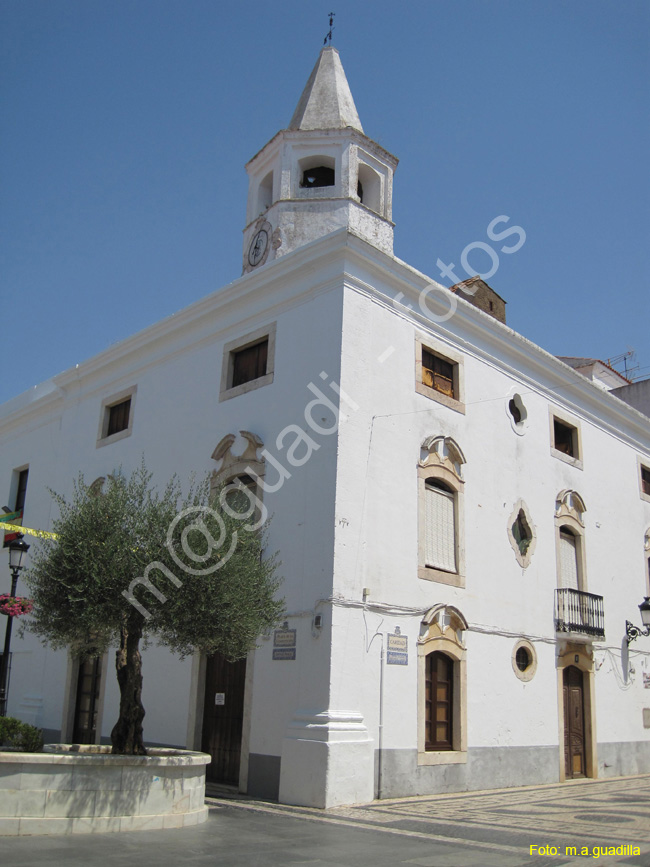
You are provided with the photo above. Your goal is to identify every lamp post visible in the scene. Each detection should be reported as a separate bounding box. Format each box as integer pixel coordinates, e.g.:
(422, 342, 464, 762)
(625, 597, 650, 646)
(0, 535, 30, 717)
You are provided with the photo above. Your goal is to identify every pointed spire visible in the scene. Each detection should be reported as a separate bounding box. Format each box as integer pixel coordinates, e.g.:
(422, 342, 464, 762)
(288, 47, 363, 133)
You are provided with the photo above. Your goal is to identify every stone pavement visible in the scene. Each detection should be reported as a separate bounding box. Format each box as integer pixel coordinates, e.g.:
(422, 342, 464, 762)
(0, 774, 648, 866)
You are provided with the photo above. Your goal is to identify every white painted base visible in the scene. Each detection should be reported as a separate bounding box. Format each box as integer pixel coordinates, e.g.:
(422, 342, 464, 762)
(0, 745, 210, 836)
(279, 710, 374, 808)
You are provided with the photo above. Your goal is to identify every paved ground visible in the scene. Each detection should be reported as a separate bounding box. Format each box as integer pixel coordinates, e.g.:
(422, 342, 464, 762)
(1, 774, 649, 866)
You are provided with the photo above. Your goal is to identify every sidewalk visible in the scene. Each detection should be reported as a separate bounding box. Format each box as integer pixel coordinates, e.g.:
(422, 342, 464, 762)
(1, 774, 649, 866)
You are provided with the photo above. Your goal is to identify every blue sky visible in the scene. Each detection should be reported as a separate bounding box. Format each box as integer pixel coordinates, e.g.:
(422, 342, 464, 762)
(1, 1, 648, 405)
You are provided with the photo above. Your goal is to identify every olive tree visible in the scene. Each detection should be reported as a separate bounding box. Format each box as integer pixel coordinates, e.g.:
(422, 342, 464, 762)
(24, 463, 283, 755)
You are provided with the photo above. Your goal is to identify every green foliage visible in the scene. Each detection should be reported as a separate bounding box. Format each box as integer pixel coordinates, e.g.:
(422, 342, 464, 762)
(0, 716, 44, 752)
(24, 461, 284, 660)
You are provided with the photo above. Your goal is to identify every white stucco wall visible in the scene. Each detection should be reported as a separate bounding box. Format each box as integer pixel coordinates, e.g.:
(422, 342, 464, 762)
(329, 255, 650, 796)
(1, 230, 648, 805)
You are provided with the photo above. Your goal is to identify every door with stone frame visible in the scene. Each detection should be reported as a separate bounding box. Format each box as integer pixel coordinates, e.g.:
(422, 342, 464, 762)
(563, 665, 586, 779)
(72, 656, 103, 745)
(201, 652, 247, 785)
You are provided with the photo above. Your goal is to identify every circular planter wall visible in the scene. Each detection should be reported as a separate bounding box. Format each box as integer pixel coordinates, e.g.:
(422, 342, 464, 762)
(0, 745, 210, 836)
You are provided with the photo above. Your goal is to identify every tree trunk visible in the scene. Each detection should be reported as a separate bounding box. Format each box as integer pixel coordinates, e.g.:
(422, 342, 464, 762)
(111, 618, 146, 754)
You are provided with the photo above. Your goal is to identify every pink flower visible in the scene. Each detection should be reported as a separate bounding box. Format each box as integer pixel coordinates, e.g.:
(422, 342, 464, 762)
(0, 594, 34, 617)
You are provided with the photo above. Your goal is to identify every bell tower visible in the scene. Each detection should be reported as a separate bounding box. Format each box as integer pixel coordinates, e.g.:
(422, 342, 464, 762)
(242, 47, 398, 274)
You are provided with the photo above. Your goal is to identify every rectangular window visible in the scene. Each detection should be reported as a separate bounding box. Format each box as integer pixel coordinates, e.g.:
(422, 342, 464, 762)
(422, 349, 455, 399)
(554, 419, 576, 457)
(558, 530, 579, 590)
(550, 412, 582, 467)
(220, 323, 276, 402)
(106, 399, 131, 437)
(14, 469, 28, 512)
(641, 466, 650, 497)
(3, 467, 28, 547)
(97, 386, 137, 447)
(424, 481, 457, 573)
(415, 336, 465, 414)
(232, 339, 268, 388)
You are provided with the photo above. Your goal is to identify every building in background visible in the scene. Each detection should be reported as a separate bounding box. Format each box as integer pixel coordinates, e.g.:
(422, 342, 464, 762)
(1, 47, 649, 807)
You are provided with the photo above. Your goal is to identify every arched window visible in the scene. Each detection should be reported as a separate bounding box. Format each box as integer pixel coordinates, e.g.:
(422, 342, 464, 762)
(425, 651, 454, 750)
(297, 155, 337, 196)
(555, 490, 587, 592)
(300, 165, 334, 188)
(418, 605, 467, 764)
(418, 436, 466, 587)
(211, 431, 265, 500)
(558, 527, 580, 590)
(424, 480, 456, 573)
(257, 171, 273, 213)
(357, 162, 381, 213)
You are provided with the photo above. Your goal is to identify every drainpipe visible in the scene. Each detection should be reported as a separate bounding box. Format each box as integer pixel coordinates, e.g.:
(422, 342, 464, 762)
(377, 635, 384, 800)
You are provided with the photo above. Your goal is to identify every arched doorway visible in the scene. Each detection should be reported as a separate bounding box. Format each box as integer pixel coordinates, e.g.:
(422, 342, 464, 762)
(563, 665, 586, 779)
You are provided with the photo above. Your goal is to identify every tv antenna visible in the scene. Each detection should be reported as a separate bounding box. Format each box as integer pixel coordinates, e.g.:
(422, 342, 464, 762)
(324, 12, 335, 45)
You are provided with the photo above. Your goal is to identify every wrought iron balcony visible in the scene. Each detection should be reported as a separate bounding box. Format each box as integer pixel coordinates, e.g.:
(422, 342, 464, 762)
(555, 588, 605, 639)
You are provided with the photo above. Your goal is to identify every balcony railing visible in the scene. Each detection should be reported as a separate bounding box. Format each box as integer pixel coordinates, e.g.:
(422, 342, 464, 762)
(555, 588, 605, 639)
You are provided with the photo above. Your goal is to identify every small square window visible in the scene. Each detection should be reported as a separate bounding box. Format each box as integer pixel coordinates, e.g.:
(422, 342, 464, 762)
(219, 323, 276, 402)
(415, 336, 465, 414)
(550, 412, 582, 467)
(553, 419, 576, 457)
(107, 398, 131, 437)
(97, 386, 137, 447)
(641, 466, 650, 497)
(232, 339, 268, 388)
(640, 462, 650, 501)
(422, 349, 455, 399)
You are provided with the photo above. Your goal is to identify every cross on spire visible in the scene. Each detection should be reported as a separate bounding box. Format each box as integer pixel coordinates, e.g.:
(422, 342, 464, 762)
(323, 12, 335, 46)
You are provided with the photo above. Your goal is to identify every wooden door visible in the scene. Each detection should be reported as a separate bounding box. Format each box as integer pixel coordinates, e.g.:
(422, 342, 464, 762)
(425, 651, 453, 750)
(201, 652, 247, 785)
(72, 656, 102, 744)
(563, 666, 586, 778)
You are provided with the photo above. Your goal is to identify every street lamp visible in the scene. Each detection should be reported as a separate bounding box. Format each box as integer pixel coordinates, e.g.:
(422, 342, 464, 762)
(0, 535, 30, 717)
(625, 597, 650, 646)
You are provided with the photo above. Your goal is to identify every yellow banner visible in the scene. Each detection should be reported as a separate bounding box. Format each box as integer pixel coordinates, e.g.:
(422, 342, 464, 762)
(2, 522, 57, 540)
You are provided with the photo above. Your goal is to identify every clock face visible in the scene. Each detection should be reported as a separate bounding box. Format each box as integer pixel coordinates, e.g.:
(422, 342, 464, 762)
(248, 229, 269, 267)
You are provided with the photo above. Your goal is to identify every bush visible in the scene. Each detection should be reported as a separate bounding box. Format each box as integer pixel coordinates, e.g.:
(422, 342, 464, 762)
(0, 716, 44, 752)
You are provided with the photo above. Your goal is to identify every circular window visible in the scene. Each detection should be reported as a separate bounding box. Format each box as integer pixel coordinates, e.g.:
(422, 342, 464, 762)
(512, 640, 537, 682)
(516, 646, 531, 671)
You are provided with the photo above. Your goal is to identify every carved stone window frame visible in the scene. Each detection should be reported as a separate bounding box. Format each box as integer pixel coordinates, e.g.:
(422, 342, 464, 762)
(507, 499, 537, 568)
(417, 436, 466, 588)
(417, 604, 468, 766)
(554, 489, 587, 592)
(210, 431, 266, 500)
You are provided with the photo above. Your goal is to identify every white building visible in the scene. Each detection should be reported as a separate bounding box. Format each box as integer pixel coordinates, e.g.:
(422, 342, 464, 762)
(1, 47, 649, 808)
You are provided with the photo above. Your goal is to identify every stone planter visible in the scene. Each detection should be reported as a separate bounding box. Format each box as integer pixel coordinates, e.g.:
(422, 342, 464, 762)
(0, 745, 210, 836)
